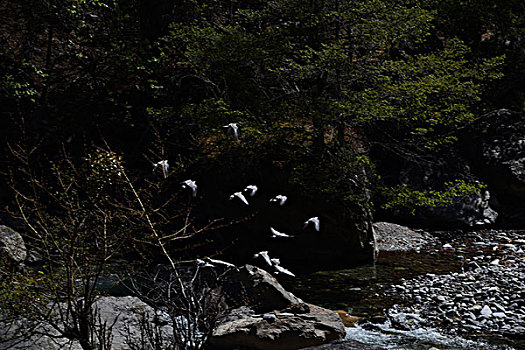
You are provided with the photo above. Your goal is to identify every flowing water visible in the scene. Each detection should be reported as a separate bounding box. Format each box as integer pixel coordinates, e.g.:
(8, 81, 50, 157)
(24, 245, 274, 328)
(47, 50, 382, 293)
(284, 250, 463, 320)
(281, 247, 522, 350)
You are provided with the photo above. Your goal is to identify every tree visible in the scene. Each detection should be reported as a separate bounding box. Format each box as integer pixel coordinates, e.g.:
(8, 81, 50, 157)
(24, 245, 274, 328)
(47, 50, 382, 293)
(153, 0, 502, 211)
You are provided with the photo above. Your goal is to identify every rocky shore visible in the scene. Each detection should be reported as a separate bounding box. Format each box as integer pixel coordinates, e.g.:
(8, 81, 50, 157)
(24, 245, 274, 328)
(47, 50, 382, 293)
(3, 221, 525, 349)
(378, 228, 525, 348)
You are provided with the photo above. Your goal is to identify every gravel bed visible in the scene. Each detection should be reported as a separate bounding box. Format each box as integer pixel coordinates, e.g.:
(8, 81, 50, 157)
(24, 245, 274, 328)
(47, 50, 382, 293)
(382, 230, 525, 341)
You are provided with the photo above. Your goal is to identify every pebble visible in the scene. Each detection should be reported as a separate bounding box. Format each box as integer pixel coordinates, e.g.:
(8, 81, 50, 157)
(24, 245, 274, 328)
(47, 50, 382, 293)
(492, 302, 506, 312)
(263, 313, 276, 322)
(480, 305, 492, 316)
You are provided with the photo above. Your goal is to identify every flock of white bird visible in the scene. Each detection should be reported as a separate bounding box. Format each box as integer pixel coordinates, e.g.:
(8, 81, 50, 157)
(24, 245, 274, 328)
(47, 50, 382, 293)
(153, 123, 321, 278)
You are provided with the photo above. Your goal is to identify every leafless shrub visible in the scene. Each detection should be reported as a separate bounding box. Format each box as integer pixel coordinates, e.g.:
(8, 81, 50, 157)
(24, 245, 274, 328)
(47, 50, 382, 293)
(125, 262, 232, 350)
(1, 132, 228, 349)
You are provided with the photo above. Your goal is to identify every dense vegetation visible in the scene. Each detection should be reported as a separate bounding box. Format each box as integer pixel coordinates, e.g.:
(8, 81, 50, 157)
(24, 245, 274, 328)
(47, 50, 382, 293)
(1, 0, 523, 212)
(0, 0, 524, 348)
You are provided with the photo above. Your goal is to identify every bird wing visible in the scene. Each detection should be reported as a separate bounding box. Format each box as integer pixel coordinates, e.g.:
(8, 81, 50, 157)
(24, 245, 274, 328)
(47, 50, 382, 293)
(237, 192, 249, 205)
(232, 125, 238, 139)
(275, 265, 295, 277)
(270, 227, 281, 236)
(206, 258, 235, 267)
(245, 185, 257, 196)
(260, 252, 272, 266)
(270, 227, 291, 238)
(189, 182, 197, 197)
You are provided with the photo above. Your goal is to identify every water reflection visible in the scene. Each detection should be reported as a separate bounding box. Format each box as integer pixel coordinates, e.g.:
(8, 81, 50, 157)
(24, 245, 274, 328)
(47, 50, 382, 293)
(283, 249, 462, 318)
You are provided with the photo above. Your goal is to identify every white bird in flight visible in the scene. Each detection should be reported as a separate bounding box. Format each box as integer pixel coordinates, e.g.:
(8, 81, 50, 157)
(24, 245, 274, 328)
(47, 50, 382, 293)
(253, 252, 295, 277)
(304, 217, 320, 231)
(181, 179, 197, 197)
(270, 227, 293, 238)
(273, 264, 295, 277)
(223, 123, 239, 140)
(270, 195, 287, 206)
(229, 191, 249, 205)
(253, 251, 272, 266)
(244, 185, 258, 197)
(205, 257, 236, 268)
(196, 259, 214, 268)
(153, 160, 169, 177)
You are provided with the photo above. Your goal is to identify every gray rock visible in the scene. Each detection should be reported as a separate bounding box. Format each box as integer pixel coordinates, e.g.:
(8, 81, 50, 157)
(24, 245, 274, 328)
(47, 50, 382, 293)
(94, 296, 173, 349)
(0, 296, 172, 350)
(0, 318, 83, 350)
(0, 225, 27, 267)
(263, 313, 277, 322)
(492, 302, 506, 312)
(373, 222, 437, 252)
(466, 109, 525, 223)
(219, 306, 256, 323)
(209, 303, 345, 350)
(223, 265, 303, 313)
(481, 305, 493, 317)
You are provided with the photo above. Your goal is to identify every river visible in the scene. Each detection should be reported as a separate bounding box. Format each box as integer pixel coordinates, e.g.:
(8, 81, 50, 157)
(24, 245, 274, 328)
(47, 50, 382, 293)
(282, 229, 525, 350)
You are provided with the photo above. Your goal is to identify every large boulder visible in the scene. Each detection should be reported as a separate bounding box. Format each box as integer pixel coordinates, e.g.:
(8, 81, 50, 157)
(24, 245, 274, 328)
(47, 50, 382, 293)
(0, 225, 27, 269)
(430, 188, 498, 226)
(94, 296, 173, 349)
(222, 264, 303, 312)
(209, 303, 346, 350)
(0, 296, 172, 350)
(374, 222, 431, 252)
(373, 222, 438, 252)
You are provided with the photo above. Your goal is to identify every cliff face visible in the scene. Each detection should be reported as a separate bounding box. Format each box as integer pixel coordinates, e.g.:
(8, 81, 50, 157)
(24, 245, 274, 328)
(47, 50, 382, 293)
(460, 109, 525, 226)
(371, 109, 525, 229)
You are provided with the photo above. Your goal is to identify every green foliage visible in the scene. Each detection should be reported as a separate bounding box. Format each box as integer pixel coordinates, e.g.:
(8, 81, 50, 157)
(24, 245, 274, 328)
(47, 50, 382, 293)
(0, 271, 49, 317)
(180, 98, 249, 134)
(150, 0, 505, 210)
(290, 147, 376, 209)
(1, 75, 38, 101)
(381, 179, 486, 215)
(347, 40, 503, 150)
(0, 0, 517, 223)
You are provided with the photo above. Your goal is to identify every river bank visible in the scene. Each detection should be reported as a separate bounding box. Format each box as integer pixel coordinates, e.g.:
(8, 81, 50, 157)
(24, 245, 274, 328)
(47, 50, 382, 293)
(282, 224, 525, 349)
